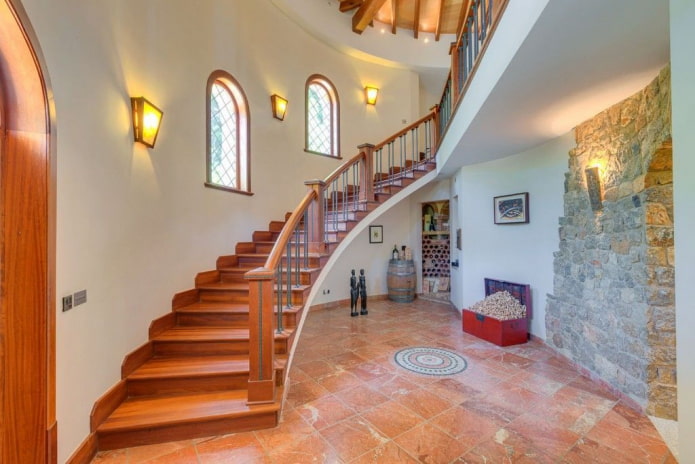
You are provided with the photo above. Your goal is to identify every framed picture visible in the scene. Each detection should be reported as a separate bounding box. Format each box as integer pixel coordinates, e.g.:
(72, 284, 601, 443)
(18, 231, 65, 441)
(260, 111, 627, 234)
(369, 225, 383, 243)
(493, 192, 529, 224)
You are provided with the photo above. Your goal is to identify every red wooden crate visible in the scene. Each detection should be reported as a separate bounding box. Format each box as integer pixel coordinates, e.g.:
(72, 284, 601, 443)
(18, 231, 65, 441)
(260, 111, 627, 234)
(462, 278, 532, 347)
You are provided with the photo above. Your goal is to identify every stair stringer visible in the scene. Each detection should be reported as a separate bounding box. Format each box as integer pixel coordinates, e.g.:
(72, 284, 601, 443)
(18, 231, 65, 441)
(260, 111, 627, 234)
(283, 168, 438, 381)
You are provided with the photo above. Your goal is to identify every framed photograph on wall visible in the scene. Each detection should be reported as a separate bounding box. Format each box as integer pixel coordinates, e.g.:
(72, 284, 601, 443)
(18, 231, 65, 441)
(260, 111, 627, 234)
(369, 225, 383, 243)
(493, 192, 529, 224)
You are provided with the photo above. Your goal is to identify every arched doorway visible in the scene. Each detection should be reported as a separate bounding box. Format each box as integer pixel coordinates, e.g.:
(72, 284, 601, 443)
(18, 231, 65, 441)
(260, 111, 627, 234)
(0, 1, 56, 462)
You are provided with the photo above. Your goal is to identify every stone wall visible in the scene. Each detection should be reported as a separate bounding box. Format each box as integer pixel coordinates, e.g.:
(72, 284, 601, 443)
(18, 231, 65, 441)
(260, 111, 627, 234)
(546, 67, 675, 418)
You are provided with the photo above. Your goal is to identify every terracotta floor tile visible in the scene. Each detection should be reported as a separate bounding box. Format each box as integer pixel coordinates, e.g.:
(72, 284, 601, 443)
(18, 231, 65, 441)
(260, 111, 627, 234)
(346, 360, 392, 382)
(267, 431, 341, 464)
(315, 369, 365, 393)
(506, 413, 581, 458)
(427, 377, 481, 404)
(334, 385, 390, 413)
(600, 402, 664, 440)
(125, 440, 196, 463)
(360, 399, 423, 438)
(349, 441, 419, 463)
(296, 359, 341, 379)
(430, 405, 500, 448)
(91, 448, 128, 464)
(320, 416, 389, 462)
(196, 432, 267, 464)
(507, 369, 566, 396)
(562, 436, 643, 464)
(460, 397, 522, 424)
(285, 379, 331, 408)
(586, 415, 673, 462)
(394, 423, 469, 463)
(365, 373, 420, 399)
(456, 428, 555, 464)
(483, 381, 545, 418)
(295, 394, 356, 430)
(253, 408, 314, 452)
(395, 387, 454, 419)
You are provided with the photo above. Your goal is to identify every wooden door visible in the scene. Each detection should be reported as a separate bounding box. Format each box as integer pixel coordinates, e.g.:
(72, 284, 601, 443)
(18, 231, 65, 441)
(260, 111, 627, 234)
(0, 0, 56, 462)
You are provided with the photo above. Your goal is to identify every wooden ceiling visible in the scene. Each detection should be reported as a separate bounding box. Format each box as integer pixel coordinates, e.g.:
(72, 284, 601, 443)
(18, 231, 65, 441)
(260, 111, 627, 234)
(339, 0, 470, 40)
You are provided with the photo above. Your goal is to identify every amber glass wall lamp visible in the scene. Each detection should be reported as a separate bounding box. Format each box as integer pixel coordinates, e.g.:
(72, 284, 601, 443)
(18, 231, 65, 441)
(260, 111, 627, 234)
(271, 94, 288, 121)
(131, 96, 163, 148)
(365, 86, 379, 105)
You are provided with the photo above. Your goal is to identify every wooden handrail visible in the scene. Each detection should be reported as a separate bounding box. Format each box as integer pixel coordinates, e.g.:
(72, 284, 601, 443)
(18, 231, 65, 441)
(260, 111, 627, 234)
(373, 111, 436, 151)
(263, 190, 317, 272)
(323, 151, 366, 186)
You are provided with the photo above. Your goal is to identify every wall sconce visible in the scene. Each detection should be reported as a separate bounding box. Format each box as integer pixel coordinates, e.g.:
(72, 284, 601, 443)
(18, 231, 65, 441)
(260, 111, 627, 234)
(585, 166, 603, 211)
(271, 94, 288, 121)
(365, 86, 379, 105)
(131, 96, 163, 148)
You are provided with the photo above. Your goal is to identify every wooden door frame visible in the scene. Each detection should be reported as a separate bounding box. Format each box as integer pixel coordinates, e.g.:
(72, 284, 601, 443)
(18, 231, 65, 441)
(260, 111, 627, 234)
(0, 0, 56, 462)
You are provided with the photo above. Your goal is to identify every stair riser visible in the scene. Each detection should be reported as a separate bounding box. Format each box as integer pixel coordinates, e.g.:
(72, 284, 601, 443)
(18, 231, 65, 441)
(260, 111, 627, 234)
(127, 374, 250, 397)
(176, 312, 298, 328)
(199, 290, 249, 304)
(97, 411, 279, 451)
(153, 339, 289, 357)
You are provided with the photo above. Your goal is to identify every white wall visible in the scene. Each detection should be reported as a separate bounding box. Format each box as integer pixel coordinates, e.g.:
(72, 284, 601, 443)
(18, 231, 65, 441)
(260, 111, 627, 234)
(18, 0, 422, 460)
(453, 133, 573, 339)
(313, 200, 414, 304)
(670, 0, 695, 458)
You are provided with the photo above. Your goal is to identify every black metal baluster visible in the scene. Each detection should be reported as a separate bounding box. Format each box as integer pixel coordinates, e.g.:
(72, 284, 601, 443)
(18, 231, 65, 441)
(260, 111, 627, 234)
(294, 226, 300, 287)
(276, 267, 283, 333)
(286, 240, 292, 308)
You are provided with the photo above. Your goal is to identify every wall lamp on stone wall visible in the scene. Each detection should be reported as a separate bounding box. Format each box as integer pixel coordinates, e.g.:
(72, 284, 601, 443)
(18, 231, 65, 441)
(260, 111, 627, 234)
(131, 96, 163, 148)
(585, 166, 603, 211)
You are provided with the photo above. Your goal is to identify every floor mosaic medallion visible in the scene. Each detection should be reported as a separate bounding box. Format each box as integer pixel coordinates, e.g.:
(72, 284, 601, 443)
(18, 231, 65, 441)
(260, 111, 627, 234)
(394, 346, 468, 376)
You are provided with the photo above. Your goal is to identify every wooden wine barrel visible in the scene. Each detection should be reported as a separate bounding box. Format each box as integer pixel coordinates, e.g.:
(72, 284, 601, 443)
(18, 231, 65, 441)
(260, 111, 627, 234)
(387, 259, 416, 303)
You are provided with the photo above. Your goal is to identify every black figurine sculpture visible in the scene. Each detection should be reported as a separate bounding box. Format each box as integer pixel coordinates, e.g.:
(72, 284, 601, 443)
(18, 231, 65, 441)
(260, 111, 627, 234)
(359, 269, 368, 315)
(350, 269, 359, 317)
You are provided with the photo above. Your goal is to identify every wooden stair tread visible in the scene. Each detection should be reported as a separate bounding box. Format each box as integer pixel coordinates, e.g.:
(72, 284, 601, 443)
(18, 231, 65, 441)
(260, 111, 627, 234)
(196, 282, 248, 291)
(98, 390, 281, 433)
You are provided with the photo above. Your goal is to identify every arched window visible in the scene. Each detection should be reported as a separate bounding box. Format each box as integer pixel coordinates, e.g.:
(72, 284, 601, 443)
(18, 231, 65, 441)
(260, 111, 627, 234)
(206, 70, 251, 194)
(305, 74, 340, 157)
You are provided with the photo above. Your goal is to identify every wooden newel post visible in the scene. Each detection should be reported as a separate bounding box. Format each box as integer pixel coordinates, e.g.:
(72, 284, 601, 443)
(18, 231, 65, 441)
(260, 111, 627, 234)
(304, 180, 326, 254)
(430, 105, 441, 149)
(245, 267, 276, 404)
(357, 143, 375, 202)
(450, 42, 459, 102)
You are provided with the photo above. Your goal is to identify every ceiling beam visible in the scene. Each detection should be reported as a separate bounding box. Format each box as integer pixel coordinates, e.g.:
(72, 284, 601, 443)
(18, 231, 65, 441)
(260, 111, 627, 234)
(339, 0, 363, 13)
(391, 0, 398, 34)
(413, 0, 421, 39)
(352, 0, 388, 34)
(435, 0, 445, 41)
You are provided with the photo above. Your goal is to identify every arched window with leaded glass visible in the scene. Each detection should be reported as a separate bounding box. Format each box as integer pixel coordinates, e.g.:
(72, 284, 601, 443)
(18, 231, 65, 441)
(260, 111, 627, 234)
(305, 74, 340, 157)
(206, 70, 251, 194)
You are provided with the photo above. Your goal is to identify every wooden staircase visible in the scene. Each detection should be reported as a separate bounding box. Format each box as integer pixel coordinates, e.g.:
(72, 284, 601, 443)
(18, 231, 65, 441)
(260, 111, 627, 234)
(88, 140, 437, 453)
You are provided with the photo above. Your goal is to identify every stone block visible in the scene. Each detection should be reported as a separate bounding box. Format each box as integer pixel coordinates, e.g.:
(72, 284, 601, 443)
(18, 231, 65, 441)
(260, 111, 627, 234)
(646, 226, 674, 247)
(610, 238, 630, 255)
(644, 171, 673, 188)
(647, 384, 677, 420)
(645, 203, 672, 225)
(646, 248, 667, 266)
(647, 288, 674, 306)
(667, 247, 675, 266)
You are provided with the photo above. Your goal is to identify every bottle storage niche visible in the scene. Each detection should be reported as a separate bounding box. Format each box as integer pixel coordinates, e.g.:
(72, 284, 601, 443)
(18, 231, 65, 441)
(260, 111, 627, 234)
(421, 200, 450, 302)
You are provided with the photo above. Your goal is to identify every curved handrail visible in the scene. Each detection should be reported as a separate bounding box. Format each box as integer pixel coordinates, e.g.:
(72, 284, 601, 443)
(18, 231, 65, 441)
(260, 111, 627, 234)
(373, 111, 436, 151)
(264, 189, 317, 271)
(323, 151, 366, 186)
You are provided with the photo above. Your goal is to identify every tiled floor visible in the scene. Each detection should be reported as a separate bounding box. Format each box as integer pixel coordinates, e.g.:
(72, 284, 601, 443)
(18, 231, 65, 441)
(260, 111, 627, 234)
(92, 299, 677, 463)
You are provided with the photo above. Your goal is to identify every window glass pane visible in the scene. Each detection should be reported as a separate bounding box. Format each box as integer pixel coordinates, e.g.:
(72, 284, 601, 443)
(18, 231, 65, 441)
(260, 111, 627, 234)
(307, 83, 332, 154)
(210, 82, 238, 188)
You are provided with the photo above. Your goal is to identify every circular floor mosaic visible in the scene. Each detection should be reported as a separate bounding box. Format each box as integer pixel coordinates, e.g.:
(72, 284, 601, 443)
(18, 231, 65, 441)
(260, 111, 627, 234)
(394, 347, 467, 376)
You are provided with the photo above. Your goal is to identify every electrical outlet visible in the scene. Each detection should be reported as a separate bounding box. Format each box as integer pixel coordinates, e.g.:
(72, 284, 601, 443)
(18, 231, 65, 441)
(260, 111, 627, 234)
(74, 289, 87, 306)
(62, 295, 73, 312)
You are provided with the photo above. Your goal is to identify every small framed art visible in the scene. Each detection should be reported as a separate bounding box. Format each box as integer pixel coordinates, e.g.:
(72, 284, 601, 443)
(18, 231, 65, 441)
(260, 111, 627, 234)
(369, 225, 383, 243)
(493, 192, 529, 224)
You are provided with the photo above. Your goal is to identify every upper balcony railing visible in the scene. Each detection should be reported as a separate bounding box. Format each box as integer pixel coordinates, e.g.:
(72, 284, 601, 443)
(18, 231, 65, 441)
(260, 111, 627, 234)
(437, 0, 508, 142)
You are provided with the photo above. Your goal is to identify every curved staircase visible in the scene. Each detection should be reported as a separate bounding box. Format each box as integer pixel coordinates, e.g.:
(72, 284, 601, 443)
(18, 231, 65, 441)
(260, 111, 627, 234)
(87, 114, 438, 453)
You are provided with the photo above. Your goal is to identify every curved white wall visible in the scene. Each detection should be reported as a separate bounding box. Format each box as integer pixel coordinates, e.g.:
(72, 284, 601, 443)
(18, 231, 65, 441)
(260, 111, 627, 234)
(452, 133, 573, 340)
(18, 0, 422, 460)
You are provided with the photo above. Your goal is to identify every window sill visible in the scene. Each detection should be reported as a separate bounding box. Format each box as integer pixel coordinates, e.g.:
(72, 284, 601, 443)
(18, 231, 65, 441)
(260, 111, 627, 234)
(304, 148, 343, 160)
(204, 182, 254, 196)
